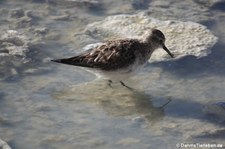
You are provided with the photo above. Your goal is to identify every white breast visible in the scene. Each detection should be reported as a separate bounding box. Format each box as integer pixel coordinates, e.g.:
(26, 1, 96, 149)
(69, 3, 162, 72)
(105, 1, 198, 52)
(97, 58, 146, 81)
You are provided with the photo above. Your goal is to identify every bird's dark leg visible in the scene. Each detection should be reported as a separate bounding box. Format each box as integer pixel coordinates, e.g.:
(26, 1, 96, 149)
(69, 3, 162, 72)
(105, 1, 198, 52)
(160, 98, 172, 108)
(108, 80, 113, 88)
(120, 81, 133, 90)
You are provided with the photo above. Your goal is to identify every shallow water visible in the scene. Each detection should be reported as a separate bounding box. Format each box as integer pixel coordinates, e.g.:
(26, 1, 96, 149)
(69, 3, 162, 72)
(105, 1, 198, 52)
(0, 0, 225, 149)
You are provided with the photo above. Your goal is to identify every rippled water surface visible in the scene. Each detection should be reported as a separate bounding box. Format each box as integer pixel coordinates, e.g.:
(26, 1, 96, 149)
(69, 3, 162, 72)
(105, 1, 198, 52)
(0, 0, 225, 149)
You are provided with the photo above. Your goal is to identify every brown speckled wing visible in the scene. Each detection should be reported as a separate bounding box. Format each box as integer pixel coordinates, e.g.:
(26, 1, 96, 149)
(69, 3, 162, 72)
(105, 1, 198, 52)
(52, 39, 143, 70)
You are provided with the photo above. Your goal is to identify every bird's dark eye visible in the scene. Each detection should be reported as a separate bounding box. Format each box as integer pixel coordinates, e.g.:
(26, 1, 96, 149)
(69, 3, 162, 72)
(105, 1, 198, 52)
(159, 39, 163, 43)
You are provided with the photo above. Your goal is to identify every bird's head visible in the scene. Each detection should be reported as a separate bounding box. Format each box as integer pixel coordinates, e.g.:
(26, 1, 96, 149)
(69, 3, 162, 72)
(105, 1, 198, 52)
(143, 29, 174, 58)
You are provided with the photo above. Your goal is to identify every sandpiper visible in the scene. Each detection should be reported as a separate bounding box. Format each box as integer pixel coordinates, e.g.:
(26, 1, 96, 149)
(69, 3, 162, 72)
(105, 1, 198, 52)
(52, 28, 174, 89)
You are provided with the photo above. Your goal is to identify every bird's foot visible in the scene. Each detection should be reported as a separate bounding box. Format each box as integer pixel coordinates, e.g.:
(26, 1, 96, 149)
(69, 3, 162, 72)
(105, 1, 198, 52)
(107, 80, 113, 88)
(120, 81, 134, 90)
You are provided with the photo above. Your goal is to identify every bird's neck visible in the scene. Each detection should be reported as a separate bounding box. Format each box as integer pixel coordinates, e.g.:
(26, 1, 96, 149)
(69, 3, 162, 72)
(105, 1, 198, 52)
(141, 40, 156, 54)
(137, 42, 155, 64)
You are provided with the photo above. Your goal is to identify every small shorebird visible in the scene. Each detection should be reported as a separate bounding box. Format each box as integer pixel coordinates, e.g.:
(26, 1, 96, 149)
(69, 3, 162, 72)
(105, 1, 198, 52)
(52, 28, 174, 89)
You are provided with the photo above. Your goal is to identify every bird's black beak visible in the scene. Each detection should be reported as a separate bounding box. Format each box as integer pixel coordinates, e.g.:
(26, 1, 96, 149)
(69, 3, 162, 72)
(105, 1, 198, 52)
(163, 44, 174, 58)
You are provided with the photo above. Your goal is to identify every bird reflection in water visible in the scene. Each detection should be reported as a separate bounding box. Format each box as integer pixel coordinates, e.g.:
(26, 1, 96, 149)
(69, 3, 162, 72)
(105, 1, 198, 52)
(53, 82, 172, 125)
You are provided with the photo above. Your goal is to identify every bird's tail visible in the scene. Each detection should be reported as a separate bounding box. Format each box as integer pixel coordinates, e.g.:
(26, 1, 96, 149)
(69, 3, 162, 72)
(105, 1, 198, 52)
(51, 57, 94, 68)
(51, 59, 62, 63)
(51, 57, 77, 65)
